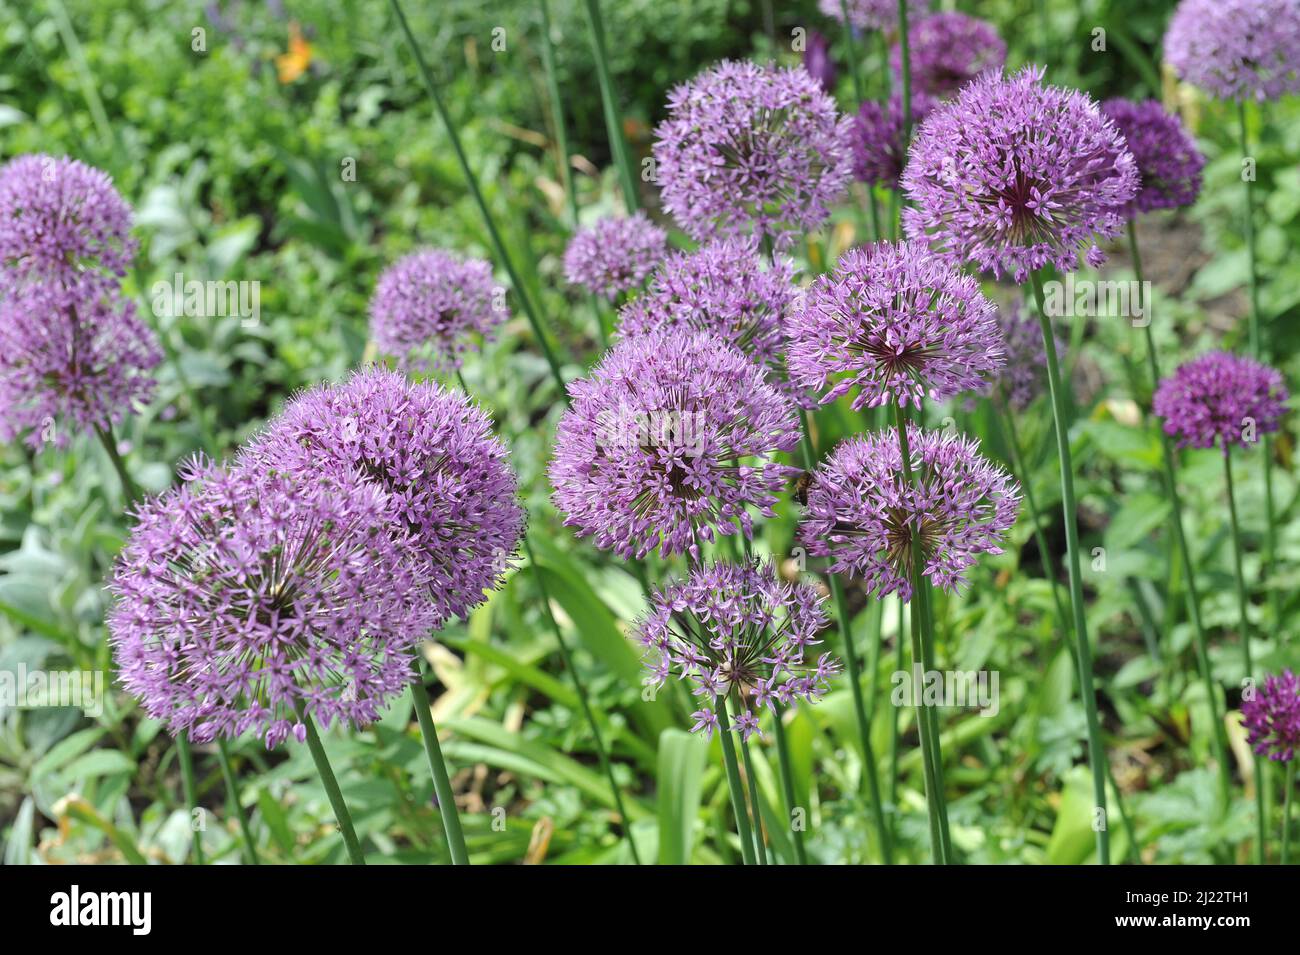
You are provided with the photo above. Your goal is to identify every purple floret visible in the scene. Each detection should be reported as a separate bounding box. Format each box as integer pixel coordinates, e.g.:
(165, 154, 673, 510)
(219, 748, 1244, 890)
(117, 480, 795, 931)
(1164, 0, 1300, 102)
(1153, 351, 1288, 454)
(1101, 99, 1205, 217)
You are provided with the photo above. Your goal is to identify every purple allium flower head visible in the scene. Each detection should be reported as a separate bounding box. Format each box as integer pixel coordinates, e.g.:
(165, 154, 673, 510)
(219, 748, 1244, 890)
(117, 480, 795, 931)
(616, 236, 814, 408)
(819, 0, 929, 31)
(1153, 351, 1288, 454)
(1101, 99, 1205, 217)
(653, 60, 854, 252)
(786, 240, 1003, 411)
(1241, 669, 1300, 762)
(890, 13, 1006, 99)
(803, 31, 837, 94)
(241, 367, 525, 626)
(970, 299, 1063, 412)
(634, 560, 839, 740)
(1164, 0, 1300, 102)
(851, 91, 937, 188)
(0, 272, 161, 449)
(562, 212, 668, 302)
(108, 459, 437, 748)
(799, 425, 1020, 599)
(549, 328, 800, 560)
(368, 248, 504, 372)
(0, 154, 136, 280)
(902, 66, 1139, 282)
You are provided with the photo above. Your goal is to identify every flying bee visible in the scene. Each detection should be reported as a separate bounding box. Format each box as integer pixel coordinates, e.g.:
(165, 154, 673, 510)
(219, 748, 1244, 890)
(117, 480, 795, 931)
(792, 470, 815, 506)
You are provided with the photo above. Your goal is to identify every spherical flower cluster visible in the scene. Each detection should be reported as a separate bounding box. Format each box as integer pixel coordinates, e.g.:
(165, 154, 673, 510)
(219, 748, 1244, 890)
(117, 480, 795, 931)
(819, 0, 929, 32)
(799, 425, 1020, 599)
(562, 212, 668, 301)
(653, 60, 853, 251)
(850, 92, 936, 188)
(1241, 669, 1300, 762)
(1153, 351, 1288, 454)
(108, 459, 436, 748)
(616, 237, 811, 406)
(891, 12, 1006, 99)
(1101, 99, 1205, 217)
(969, 299, 1063, 412)
(549, 328, 800, 560)
(902, 66, 1139, 281)
(635, 560, 840, 740)
(1164, 0, 1300, 102)
(369, 248, 504, 372)
(786, 240, 1003, 411)
(803, 31, 837, 94)
(241, 367, 525, 627)
(0, 154, 136, 280)
(0, 272, 161, 449)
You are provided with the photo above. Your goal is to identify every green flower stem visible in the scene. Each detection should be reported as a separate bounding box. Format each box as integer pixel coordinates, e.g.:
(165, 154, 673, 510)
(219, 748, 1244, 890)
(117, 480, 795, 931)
(868, 188, 883, 243)
(387, 0, 568, 399)
(838, 0, 866, 105)
(300, 711, 365, 865)
(582, 0, 639, 212)
(216, 740, 259, 865)
(93, 423, 139, 504)
(771, 709, 809, 864)
(1128, 222, 1233, 803)
(1283, 768, 1294, 865)
(538, 0, 578, 226)
(738, 734, 768, 864)
(409, 660, 470, 864)
(800, 411, 893, 863)
(1223, 451, 1267, 864)
(896, 0, 913, 140)
(1029, 270, 1110, 865)
(893, 407, 951, 864)
(1235, 100, 1280, 630)
(716, 696, 757, 865)
(524, 538, 643, 864)
(175, 736, 204, 864)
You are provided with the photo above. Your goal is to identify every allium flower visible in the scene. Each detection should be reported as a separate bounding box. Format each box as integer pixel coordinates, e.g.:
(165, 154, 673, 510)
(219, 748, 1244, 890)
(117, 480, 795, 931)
(902, 66, 1139, 281)
(635, 560, 840, 740)
(653, 60, 854, 251)
(368, 248, 504, 372)
(799, 425, 1020, 599)
(819, 0, 929, 32)
(969, 299, 1063, 412)
(0, 272, 161, 448)
(108, 459, 436, 748)
(1164, 0, 1300, 102)
(851, 92, 937, 188)
(241, 367, 525, 626)
(1101, 99, 1205, 217)
(1241, 669, 1300, 762)
(616, 236, 812, 407)
(1153, 351, 1288, 454)
(0, 154, 136, 280)
(891, 12, 1006, 98)
(786, 240, 1002, 411)
(549, 329, 799, 560)
(803, 31, 837, 94)
(562, 212, 668, 301)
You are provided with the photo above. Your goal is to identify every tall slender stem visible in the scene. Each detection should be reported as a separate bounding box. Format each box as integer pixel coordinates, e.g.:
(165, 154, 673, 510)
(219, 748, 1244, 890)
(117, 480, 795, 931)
(300, 712, 365, 865)
(1223, 451, 1267, 864)
(838, 0, 866, 104)
(175, 735, 204, 864)
(896, 0, 913, 140)
(538, 0, 578, 227)
(771, 711, 809, 864)
(216, 740, 260, 865)
(524, 538, 643, 863)
(738, 735, 768, 864)
(1235, 100, 1280, 631)
(93, 423, 139, 504)
(582, 0, 639, 212)
(1029, 270, 1110, 865)
(1283, 768, 1294, 866)
(716, 697, 757, 865)
(409, 659, 470, 864)
(800, 411, 892, 862)
(387, 0, 568, 398)
(1128, 222, 1232, 802)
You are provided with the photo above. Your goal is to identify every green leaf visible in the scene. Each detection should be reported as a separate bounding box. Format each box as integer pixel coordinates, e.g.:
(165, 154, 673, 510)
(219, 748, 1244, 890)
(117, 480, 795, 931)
(656, 728, 707, 864)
